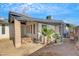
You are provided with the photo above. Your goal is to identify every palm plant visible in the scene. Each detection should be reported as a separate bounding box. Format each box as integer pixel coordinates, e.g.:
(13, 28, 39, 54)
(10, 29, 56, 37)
(42, 26, 53, 43)
(42, 26, 62, 44)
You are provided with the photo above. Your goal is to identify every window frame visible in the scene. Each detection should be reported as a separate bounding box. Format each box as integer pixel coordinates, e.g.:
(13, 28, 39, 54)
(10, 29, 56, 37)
(2, 24, 5, 34)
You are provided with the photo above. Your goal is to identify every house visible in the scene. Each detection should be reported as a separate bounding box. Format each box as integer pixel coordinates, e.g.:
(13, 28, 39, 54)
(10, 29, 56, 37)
(63, 23, 71, 38)
(8, 11, 65, 48)
(64, 23, 76, 38)
(0, 19, 9, 40)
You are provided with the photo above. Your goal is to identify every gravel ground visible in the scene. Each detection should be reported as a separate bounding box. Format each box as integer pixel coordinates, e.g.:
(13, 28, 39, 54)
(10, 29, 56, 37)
(0, 39, 44, 56)
(30, 39, 79, 56)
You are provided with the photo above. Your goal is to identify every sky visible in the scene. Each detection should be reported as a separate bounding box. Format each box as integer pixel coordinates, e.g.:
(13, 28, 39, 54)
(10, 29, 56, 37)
(0, 3, 79, 25)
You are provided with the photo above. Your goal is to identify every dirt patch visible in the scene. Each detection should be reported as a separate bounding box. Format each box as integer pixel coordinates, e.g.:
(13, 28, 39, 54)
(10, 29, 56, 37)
(30, 50, 62, 56)
(0, 39, 44, 56)
(30, 39, 79, 56)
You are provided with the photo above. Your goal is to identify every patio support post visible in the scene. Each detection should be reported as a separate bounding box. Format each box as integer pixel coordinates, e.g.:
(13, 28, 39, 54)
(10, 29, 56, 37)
(60, 23, 64, 42)
(14, 19, 21, 48)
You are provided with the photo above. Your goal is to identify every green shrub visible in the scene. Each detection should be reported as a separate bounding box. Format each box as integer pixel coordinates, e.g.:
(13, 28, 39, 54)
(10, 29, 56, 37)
(42, 26, 62, 43)
(53, 33, 62, 43)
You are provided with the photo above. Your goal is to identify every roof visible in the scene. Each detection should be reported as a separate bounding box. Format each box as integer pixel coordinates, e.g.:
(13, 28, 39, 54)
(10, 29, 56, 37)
(76, 26, 79, 28)
(9, 11, 64, 25)
(65, 23, 77, 27)
(0, 19, 8, 25)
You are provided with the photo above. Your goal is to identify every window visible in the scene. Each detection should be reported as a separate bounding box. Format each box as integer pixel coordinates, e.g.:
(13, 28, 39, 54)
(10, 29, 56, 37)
(33, 24, 35, 34)
(42, 24, 47, 28)
(2, 24, 5, 34)
(30, 25, 32, 34)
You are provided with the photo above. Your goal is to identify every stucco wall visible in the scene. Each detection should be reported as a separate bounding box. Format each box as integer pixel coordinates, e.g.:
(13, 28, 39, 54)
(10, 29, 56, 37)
(37, 23, 64, 39)
(37, 23, 42, 40)
(0, 25, 10, 39)
(34, 23, 38, 39)
(21, 24, 27, 37)
(55, 25, 60, 34)
(38, 23, 42, 33)
(9, 23, 27, 38)
(9, 23, 15, 38)
(21, 22, 38, 39)
(14, 19, 21, 48)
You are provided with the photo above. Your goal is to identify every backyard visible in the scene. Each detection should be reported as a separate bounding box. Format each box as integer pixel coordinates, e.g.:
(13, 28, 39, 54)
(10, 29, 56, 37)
(0, 39, 45, 56)
(0, 38, 79, 56)
(30, 38, 79, 56)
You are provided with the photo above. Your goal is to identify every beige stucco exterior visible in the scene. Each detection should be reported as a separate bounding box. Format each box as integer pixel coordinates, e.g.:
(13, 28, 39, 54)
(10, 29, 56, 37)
(14, 19, 21, 48)
(0, 24, 10, 40)
(9, 21, 62, 41)
(36, 23, 64, 41)
(0, 19, 64, 48)
(9, 23, 15, 38)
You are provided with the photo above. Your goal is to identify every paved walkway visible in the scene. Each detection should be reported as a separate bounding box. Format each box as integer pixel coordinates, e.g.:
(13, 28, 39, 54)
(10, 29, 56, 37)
(30, 39, 79, 56)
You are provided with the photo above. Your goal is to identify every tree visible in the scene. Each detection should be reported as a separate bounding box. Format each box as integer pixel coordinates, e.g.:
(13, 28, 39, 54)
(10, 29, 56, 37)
(46, 15, 52, 20)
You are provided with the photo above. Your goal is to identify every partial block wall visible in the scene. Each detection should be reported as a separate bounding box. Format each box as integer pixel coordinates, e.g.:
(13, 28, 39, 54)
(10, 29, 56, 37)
(14, 19, 21, 48)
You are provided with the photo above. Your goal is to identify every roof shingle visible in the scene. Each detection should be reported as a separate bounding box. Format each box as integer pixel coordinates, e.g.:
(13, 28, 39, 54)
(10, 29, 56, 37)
(9, 11, 64, 24)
